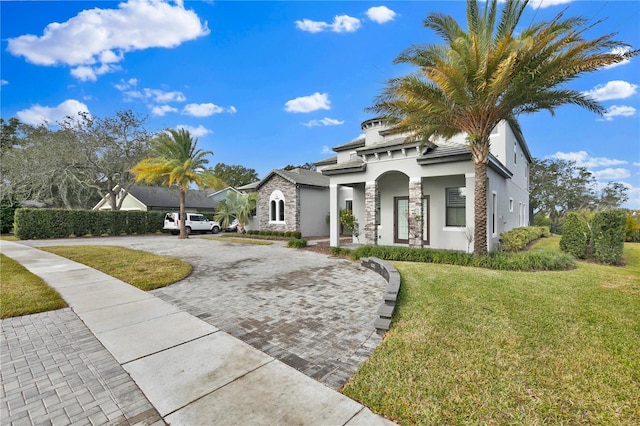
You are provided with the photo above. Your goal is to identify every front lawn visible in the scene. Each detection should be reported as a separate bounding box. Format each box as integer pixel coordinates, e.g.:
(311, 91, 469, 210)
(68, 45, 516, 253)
(0, 254, 67, 318)
(343, 238, 640, 424)
(40, 246, 192, 291)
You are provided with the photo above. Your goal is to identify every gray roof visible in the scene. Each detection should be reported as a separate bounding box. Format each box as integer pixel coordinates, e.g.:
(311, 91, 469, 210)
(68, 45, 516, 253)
(332, 138, 365, 152)
(237, 181, 259, 191)
(256, 168, 330, 189)
(416, 143, 471, 164)
(128, 186, 218, 210)
(356, 137, 419, 155)
(320, 158, 367, 176)
(314, 156, 337, 166)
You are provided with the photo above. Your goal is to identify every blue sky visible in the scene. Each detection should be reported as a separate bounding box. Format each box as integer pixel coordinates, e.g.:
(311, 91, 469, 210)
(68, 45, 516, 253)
(1, 0, 639, 208)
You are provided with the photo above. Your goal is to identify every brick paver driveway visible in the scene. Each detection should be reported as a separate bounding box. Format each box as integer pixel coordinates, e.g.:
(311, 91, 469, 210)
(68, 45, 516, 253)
(23, 235, 387, 389)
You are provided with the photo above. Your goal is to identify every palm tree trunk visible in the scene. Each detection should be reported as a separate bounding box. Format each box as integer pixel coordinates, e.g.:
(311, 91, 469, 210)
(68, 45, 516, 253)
(179, 187, 187, 239)
(473, 160, 488, 256)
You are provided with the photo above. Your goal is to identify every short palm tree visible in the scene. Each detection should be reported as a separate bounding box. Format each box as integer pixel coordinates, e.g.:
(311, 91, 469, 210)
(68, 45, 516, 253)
(370, 0, 637, 256)
(131, 129, 225, 239)
(215, 191, 257, 234)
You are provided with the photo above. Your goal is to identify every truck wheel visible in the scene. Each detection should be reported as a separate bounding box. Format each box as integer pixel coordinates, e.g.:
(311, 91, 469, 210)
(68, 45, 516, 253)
(186, 227, 192, 235)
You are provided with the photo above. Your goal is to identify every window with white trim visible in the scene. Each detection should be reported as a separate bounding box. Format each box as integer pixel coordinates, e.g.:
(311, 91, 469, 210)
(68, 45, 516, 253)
(446, 187, 466, 227)
(269, 190, 285, 223)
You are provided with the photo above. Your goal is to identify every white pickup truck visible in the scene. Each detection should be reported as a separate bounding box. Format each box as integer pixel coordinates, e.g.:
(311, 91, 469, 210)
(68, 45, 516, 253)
(163, 212, 221, 235)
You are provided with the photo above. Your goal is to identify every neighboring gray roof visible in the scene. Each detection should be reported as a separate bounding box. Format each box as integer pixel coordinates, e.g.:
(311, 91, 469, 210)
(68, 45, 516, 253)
(320, 158, 367, 176)
(237, 181, 259, 191)
(314, 156, 337, 166)
(128, 186, 218, 210)
(255, 168, 330, 189)
(332, 138, 365, 152)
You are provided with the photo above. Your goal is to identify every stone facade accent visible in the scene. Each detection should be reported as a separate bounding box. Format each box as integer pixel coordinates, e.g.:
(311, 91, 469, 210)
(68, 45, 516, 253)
(258, 175, 299, 233)
(364, 182, 377, 245)
(408, 178, 423, 247)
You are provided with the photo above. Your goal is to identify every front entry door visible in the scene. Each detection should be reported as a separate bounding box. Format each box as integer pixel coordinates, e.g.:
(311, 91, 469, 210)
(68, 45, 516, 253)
(394, 196, 409, 244)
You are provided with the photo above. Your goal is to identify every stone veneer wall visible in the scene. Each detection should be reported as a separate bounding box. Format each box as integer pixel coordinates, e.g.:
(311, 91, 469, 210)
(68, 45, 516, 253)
(258, 174, 299, 233)
(364, 182, 377, 245)
(408, 178, 423, 247)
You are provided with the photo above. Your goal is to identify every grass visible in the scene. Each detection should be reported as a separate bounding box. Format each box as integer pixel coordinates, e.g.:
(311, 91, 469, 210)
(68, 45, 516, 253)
(40, 246, 192, 291)
(343, 237, 640, 425)
(1, 254, 67, 318)
(203, 236, 273, 245)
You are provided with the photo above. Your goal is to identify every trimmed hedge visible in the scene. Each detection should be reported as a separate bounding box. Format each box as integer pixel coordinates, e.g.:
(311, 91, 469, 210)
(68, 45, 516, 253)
(246, 229, 302, 239)
(342, 244, 574, 272)
(14, 208, 164, 240)
(499, 226, 550, 252)
(559, 212, 591, 259)
(591, 209, 626, 265)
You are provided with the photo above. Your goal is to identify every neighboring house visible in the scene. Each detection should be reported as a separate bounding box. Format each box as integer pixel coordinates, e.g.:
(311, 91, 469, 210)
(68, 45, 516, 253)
(208, 187, 244, 203)
(320, 118, 531, 253)
(93, 185, 218, 213)
(253, 168, 336, 237)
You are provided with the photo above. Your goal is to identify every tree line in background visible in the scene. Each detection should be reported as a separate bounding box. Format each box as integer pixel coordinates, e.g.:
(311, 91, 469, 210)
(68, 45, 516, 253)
(529, 158, 630, 234)
(0, 112, 259, 232)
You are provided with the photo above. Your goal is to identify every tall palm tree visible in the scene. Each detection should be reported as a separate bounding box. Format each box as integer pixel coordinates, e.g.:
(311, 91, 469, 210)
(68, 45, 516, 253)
(370, 0, 637, 256)
(131, 128, 224, 239)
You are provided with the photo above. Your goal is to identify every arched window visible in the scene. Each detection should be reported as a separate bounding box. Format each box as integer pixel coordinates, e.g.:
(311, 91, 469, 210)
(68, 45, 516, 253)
(269, 190, 285, 223)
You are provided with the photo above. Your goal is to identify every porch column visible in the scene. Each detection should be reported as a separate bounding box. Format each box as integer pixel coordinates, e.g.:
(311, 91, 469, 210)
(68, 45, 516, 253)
(408, 177, 423, 248)
(329, 184, 340, 247)
(364, 181, 377, 245)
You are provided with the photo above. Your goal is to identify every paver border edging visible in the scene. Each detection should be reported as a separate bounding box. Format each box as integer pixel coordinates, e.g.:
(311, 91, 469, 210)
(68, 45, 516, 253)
(360, 257, 400, 334)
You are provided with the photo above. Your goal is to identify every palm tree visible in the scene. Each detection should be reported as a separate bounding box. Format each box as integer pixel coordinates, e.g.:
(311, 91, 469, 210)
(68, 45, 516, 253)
(215, 191, 257, 234)
(369, 0, 637, 256)
(131, 128, 225, 239)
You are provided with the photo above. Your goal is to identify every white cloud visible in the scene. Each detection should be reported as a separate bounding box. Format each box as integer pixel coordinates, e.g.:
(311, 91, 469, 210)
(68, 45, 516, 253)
(114, 78, 138, 91)
(321, 145, 332, 154)
(176, 124, 211, 138)
(16, 99, 90, 126)
(125, 88, 186, 103)
(285, 92, 331, 113)
(0, 80, 8, 86)
(366, 6, 397, 24)
(602, 47, 632, 69)
(582, 80, 638, 101)
(602, 105, 637, 121)
(634, 162, 640, 167)
(527, 0, 574, 8)
(592, 168, 631, 180)
(7, 0, 209, 81)
(182, 103, 236, 117)
(151, 105, 178, 116)
(551, 151, 628, 168)
(304, 117, 344, 127)
(295, 15, 361, 33)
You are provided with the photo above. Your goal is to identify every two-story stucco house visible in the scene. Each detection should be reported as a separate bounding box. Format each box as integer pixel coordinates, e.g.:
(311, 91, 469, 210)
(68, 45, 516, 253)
(319, 118, 531, 253)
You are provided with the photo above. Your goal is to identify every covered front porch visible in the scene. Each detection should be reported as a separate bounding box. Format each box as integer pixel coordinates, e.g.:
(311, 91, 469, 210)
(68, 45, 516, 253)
(329, 169, 476, 253)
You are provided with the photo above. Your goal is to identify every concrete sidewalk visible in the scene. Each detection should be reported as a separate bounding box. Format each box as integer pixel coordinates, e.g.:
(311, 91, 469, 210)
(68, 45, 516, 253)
(1, 240, 395, 425)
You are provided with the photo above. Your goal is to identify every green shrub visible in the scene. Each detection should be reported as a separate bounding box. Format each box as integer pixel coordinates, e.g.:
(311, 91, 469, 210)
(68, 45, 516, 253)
(591, 209, 626, 265)
(0, 199, 19, 234)
(349, 244, 574, 271)
(284, 231, 292, 237)
(292, 231, 302, 239)
(626, 215, 640, 242)
(559, 213, 590, 259)
(287, 238, 308, 248)
(14, 208, 163, 239)
(500, 226, 550, 252)
(330, 246, 352, 257)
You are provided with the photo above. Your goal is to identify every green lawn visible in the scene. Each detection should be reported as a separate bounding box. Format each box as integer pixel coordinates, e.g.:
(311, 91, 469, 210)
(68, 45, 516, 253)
(343, 237, 640, 424)
(1, 254, 67, 318)
(41, 246, 192, 291)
